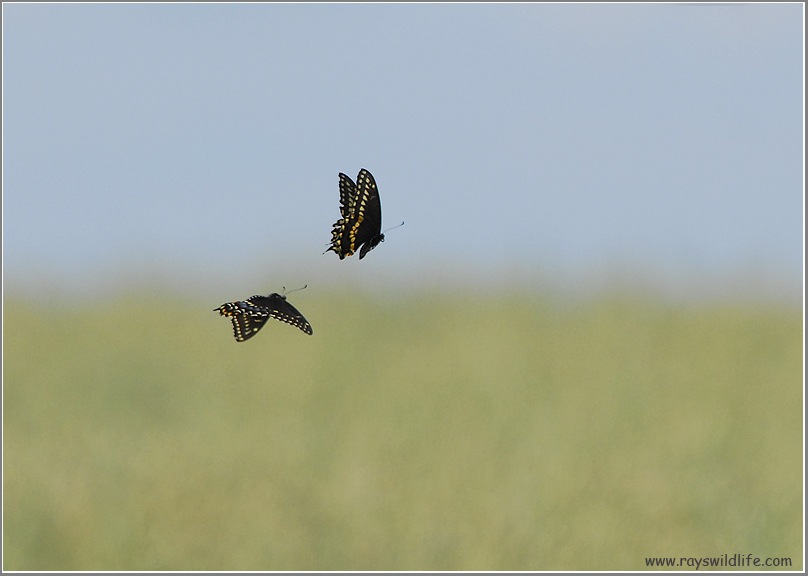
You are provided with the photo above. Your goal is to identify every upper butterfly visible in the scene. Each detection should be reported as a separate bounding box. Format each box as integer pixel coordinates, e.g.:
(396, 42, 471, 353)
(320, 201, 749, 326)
(326, 168, 385, 260)
(214, 289, 313, 342)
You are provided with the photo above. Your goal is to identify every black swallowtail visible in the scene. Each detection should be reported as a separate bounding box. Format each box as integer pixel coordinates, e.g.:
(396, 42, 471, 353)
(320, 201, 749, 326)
(326, 168, 385, 260)
(214, 289, 313, 341)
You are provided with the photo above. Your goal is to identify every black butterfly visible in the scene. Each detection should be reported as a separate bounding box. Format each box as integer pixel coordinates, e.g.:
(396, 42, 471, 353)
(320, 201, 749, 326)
(214, 288, 313, 341)
(326, 168, 385, 260)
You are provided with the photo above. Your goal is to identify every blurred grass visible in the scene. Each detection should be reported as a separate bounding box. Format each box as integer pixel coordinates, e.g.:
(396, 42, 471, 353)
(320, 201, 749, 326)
(3, 288, 803, 570)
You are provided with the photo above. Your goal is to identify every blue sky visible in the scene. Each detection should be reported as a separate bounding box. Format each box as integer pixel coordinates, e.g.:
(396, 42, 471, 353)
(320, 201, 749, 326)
(3, 3, 803, 299)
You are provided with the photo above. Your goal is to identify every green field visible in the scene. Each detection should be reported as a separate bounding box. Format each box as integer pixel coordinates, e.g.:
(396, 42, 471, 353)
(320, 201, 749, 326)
(3, 288, 803, 570)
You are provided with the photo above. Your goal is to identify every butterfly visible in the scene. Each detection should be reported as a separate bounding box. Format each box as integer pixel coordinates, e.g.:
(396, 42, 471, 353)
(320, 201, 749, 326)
(214, 287, 313, 341)
(326, 168, 387, 260)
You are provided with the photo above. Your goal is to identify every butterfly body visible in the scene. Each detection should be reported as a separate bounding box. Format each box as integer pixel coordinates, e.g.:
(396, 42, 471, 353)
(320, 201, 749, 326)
(327, 169, 385, 260)
(215, 292, 313, 341)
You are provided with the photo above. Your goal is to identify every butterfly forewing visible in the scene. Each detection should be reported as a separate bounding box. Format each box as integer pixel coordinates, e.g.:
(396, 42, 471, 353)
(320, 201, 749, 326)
(353, 169, 384, 259)
(233, 307, 270, 341)
(338, 173, 358, 219)
(255, 294, 314, 335)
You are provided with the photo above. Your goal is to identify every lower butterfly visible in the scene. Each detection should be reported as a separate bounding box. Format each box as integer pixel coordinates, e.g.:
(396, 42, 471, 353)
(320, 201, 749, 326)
(214, 286, 313, 341)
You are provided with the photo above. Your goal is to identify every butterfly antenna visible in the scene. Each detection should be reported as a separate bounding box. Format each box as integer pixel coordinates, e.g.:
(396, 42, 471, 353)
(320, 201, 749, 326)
(282, 284, 308, 296)
(382, 221, 405, 234)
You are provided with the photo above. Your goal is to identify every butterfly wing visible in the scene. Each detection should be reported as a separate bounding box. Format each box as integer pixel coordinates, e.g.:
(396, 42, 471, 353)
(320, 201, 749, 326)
(255, 294, 314, 335)
(326, 173, 359, 259)
(353, 169, 384, 259)
(215, 299, 272, 342)
(337, 172, 358, 219)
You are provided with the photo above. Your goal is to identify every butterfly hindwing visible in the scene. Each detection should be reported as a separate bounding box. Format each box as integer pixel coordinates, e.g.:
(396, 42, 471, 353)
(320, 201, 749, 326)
(215, 293, 313, 342)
